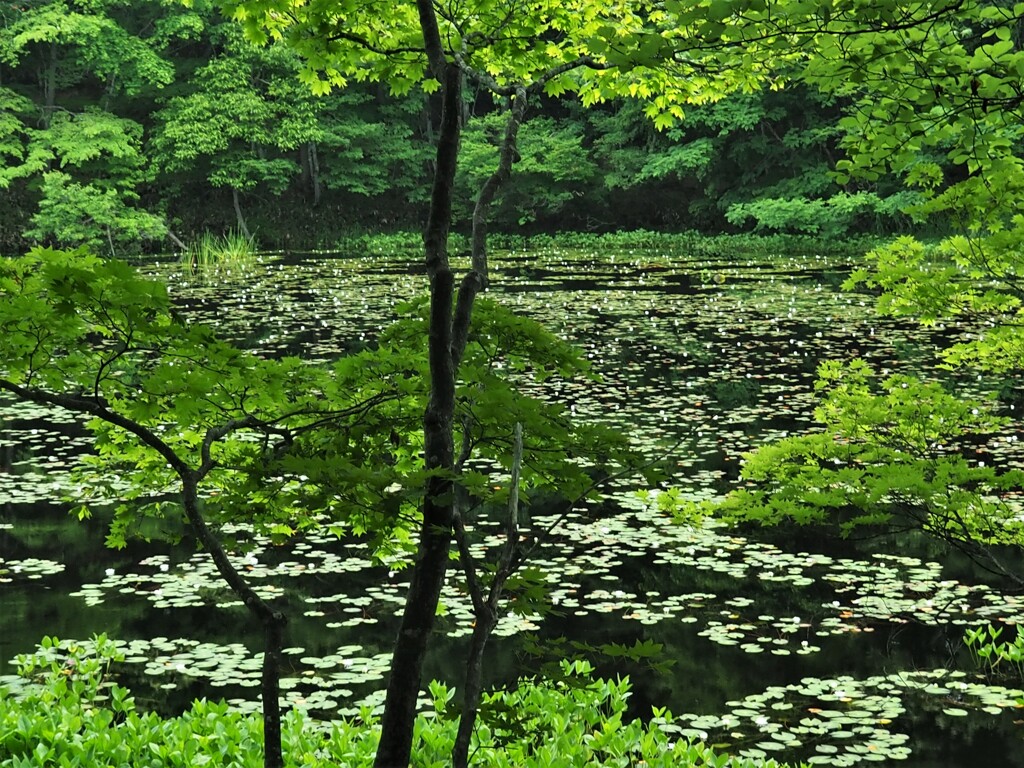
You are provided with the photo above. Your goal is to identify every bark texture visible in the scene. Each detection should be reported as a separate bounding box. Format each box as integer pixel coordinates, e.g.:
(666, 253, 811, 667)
(373, 12, 464, 761)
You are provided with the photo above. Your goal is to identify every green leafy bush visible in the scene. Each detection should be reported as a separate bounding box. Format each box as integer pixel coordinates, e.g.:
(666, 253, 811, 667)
(0, 638, 799, 768)
(26, 172, 167, 257)
(725, 192, 918, 237)
(334, 230, 472, 256)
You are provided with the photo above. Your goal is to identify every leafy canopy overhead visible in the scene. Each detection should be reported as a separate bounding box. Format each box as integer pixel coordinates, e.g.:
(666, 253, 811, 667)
(210, 0, 785, 126)
(213, 1, 1024, 136)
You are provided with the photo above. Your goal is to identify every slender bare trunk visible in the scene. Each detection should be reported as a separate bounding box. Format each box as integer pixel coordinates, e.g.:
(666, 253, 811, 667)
(231, 188, 252, 239)
(307, 142, 322, 206)
(470, 87, 528, 283)
(452, 88, 528, 367)
(452, 423, 523, 768)
(452, 613, 499, 768)
(42, 45, 57, 129)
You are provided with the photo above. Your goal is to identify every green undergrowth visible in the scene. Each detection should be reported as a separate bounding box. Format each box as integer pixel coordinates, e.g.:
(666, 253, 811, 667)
(333, 229, 880, 260)
(965, 624, 1024, 681)
(1, 636, 799, 768)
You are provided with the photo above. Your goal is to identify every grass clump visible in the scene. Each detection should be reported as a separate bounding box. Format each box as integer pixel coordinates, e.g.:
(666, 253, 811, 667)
(182, 230, 258, 272)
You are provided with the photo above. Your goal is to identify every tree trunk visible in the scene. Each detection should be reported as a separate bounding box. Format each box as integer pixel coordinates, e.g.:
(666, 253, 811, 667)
(42, 44, 57, 129)
(451, 423, 523, 768)
(306, 142, 322, 207)
(375, 5, 535, 765)
(231, 187, 252, 239)
(261, 616, 286, 768)
(451, 611, 499, 768)
(470, 87, 528, 280)
(452, 87, 529, 368)
(180, 474, 286, 768)
(373, 58, 463, 768)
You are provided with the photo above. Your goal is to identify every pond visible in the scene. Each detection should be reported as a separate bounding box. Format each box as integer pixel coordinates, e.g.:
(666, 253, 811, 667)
(2, 242, 1024, 767)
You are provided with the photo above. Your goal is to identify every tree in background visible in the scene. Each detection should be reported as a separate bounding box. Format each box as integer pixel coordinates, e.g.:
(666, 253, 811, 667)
(455, 112, 600, 227)
(151, 25, 323, 240)
(314, 89, 433, 212)
(0, 0, 183, 252)
(0, 0, 956, 252)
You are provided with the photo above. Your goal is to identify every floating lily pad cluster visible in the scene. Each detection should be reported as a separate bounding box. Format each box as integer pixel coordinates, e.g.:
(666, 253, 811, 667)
(822, 554, 1024, 630)
(0, 398, 92, 504)
(71, 548, 286, 609)
(70, 529, 381, 609)
(532, 503, 1024, 651)
(127, 637, 264, 690)
(0, 556, 65, 583)
(667, 668, 1024, 765)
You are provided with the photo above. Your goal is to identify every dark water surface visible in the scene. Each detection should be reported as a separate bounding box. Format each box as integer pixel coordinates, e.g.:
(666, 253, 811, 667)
(2, 245, 1024, 766)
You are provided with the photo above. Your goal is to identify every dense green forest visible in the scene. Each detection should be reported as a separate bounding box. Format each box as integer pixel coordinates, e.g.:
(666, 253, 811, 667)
(0, 0, 919, 254)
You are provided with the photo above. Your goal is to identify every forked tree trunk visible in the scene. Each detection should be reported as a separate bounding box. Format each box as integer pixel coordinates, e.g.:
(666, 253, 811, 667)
(451, 424, 523, 768)
(374, 8, 534, 761)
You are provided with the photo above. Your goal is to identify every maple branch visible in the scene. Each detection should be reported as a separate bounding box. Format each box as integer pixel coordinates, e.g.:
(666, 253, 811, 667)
(324, 28, 424, 58)
(0, 378, 189, 475)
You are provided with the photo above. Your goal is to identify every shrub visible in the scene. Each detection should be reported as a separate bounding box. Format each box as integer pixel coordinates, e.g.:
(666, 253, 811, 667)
(0, 638, 800, 767)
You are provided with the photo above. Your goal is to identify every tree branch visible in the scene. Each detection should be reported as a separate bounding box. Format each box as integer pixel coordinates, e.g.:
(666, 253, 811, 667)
(199, 415, 261, 477)
(325, 28, 425, 58)
(0, 379, 189, 476)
